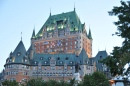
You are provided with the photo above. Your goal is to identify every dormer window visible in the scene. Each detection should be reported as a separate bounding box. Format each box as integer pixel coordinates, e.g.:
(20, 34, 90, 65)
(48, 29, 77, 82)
(25, 59, 27, 62)
(70, 61, 73, 64)
(87, 61, 89, 64)
(100, 56, 102, 59)
(40, 57, 43, 60)
(57, 57, 60, 60)
(60, 61, 63, 64)
(17, 52, 21, 56)
(35, 61, 37, 64)
(76, 55, 79, 57)
(45, 61, 47, 64)
(66, 57, 68, 60)
(48, 57, 51, 60)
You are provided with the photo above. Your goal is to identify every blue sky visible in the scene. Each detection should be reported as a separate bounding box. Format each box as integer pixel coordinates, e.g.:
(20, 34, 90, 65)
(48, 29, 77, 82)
(0, 0, 125, 71)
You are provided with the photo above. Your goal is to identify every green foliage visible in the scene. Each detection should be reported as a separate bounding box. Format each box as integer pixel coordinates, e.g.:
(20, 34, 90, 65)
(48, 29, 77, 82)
(69, 78, 75, 86)
(101, 47, 127, 76)
(101, 1, 130, 76)
(78, 71, 109, 86)
(2, 80, 19, 86)
(21, 78, 75, 86)
(1, 73, 109, 86)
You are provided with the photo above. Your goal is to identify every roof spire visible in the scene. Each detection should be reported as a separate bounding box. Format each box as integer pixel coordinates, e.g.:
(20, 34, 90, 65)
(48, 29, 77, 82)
(74, 2, 75, 11)
(21, 32, 22, 41)
(34, 24, 35, 29)
(31, 26, 35, 39)
(88, 26, 92, 39)
(50, 7, 51, 16)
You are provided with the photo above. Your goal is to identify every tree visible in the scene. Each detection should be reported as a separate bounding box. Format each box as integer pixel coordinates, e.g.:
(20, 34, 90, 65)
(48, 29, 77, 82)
(2, 80, 19, 86)
(101, 1, 130, 76)
(78, 72, 109, 86)
(91, 72, 109, 86)
(22, 78, 73, 86)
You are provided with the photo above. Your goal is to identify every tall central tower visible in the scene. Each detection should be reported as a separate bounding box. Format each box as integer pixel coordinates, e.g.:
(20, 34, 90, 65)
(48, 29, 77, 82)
(31, 10, 92, 58)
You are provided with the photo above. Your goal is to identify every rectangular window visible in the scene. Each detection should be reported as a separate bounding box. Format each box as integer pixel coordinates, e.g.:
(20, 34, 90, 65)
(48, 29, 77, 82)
(39, 66, 41, 69)
(16, 71, 18, 75)
(70, 67, 73, 70)
(10, 65, 12, 68)
(59, 66, 61, 70)
(70, 46, 72, 50)
(16, 65, 19, 68)
(66, 47, 68, 50)
(64, 66, 67, 70)
(51, 66, 53, 70)
(33, 66, 35, 70)
(47, 45, 49, 48)
(70, 42, 72, 45)
(75, 41, 77, 44)
(22, 65, 24, 68)
(44, 67, 46, 70)
(26, 66, 29, 69)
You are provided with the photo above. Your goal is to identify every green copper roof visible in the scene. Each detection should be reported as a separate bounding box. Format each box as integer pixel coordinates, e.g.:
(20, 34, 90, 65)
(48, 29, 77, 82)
(36, 10, 83, 37)
(5, 40, 30, 65)
(29, 48, 91, 66)
(13, 40, 26, 55)
(30, 53, 76, 66)
(79, 48, 90, 65)
(94, 50, 108, 71)
(88, 29, 92, 39)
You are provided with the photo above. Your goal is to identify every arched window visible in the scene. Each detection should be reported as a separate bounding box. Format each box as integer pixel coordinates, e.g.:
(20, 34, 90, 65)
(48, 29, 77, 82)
(70, 61, 73, 64)
(60, 61, 63, 64)
(48, 57, 51, 60)
(40, 57, 43, 60)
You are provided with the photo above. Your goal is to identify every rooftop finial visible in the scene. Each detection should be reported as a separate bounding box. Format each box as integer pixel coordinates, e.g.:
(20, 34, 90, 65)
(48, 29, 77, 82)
(88, 26, 92, 39)
(74, 2, 75, 11)
(32, 25, 35, 39)
(21, 32, 22, 41)
(34, 24, 35, 30)
(50, 7, 51, 16)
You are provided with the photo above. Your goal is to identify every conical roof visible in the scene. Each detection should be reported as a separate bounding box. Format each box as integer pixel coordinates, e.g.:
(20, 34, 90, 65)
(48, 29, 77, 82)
(8, 40, 30, 64)
(31, 29, 35, 38)
(88, 29, 92, 39)
(13, 40, 26, 55)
